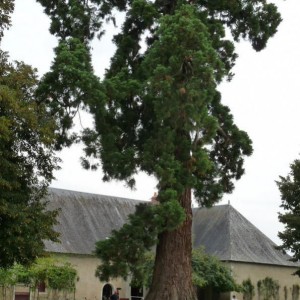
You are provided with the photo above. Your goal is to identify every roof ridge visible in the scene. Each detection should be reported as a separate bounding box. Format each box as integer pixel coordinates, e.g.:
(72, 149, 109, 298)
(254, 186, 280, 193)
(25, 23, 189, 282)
(48, 187, 146, 203)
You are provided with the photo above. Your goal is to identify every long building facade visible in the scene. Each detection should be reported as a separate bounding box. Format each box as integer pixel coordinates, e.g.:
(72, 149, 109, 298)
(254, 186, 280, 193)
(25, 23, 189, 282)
(16, 188, 300, 300)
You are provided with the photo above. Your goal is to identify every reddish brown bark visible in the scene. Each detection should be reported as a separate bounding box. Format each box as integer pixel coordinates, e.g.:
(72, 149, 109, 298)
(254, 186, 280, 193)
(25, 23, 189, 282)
(145, 188, 196, 300)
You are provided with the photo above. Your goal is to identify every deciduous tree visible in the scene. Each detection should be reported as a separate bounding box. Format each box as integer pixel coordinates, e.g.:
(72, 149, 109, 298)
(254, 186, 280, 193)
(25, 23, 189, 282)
(0, 13, 59, 266)
(0, 0, 14, 41)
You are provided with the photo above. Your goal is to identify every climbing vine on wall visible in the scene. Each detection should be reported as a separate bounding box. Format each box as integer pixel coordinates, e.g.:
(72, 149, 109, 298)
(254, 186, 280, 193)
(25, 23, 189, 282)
(29, 257, 78, 300)
(292, 284, 300, 300)
(284, 286, 288, 300)
(0, 257, 78, 300)
(257, 277, 280, 300)
(242, 279, 255, 300)
(0, 267, 15, 300)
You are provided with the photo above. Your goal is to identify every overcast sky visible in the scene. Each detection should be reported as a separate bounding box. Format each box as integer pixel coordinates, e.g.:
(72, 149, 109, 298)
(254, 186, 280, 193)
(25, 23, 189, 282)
(2, 0, 300, 246)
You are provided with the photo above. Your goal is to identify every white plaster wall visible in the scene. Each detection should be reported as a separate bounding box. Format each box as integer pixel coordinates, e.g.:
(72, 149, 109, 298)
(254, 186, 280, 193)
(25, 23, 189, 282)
(56, 254, 130, 300)
(226, 262, 300, 300)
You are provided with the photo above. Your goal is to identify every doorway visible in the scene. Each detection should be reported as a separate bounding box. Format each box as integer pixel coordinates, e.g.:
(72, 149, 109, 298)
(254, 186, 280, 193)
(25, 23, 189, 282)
(102, 284, 113, 300)
(131, 286, 143, 300)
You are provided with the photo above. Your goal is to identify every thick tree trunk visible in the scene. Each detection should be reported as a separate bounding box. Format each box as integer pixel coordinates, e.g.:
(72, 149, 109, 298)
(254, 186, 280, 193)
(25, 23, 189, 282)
(145, 188, 196, 300)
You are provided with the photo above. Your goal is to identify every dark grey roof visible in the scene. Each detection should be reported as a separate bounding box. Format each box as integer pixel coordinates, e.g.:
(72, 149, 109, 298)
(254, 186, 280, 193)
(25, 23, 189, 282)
(44, 188, 144, 255)
(45, 188, 297, 267)
(192, 205, 297, 267)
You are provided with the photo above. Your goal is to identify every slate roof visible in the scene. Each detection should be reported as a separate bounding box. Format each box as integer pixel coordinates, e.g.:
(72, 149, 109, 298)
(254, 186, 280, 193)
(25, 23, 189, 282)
(192, 205, 297, 267)
(45, 188, 297, 267)
(44, 188, 144, 255)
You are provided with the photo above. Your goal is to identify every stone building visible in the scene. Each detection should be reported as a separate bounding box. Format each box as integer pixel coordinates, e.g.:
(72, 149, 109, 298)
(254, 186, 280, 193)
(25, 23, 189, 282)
(15, 188, 300, 300)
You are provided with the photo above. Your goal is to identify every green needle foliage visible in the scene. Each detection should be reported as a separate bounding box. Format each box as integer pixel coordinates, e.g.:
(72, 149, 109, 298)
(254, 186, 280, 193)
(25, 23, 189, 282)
(277, 159, 300, 273)
(81, 3, 256, 202)
(37, 0, 281, 298)
(95, 201, 185, 282)
(0, 39, 59, 267)
(36, 37, 103, 149)
(36, 0, 105, 149)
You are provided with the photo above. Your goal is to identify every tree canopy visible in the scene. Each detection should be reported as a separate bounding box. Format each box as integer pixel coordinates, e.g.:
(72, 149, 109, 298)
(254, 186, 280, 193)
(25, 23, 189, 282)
(277, 159, 300, 273)
(0, 0, 14, 41)
(35, 2, 282, 200)
(0, 5, 60, 268)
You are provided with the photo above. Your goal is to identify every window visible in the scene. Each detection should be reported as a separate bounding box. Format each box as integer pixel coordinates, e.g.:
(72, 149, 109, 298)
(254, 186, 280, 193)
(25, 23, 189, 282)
(38, 281, 46, 293)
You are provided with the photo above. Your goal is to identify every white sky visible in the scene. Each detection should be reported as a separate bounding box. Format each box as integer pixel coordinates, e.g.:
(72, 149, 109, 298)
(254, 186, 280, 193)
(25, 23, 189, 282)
(2, 0, 300, 246)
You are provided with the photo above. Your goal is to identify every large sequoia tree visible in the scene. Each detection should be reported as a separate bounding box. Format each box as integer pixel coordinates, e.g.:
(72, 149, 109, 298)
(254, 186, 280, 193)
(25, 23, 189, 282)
(37, 0, 281, 299)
